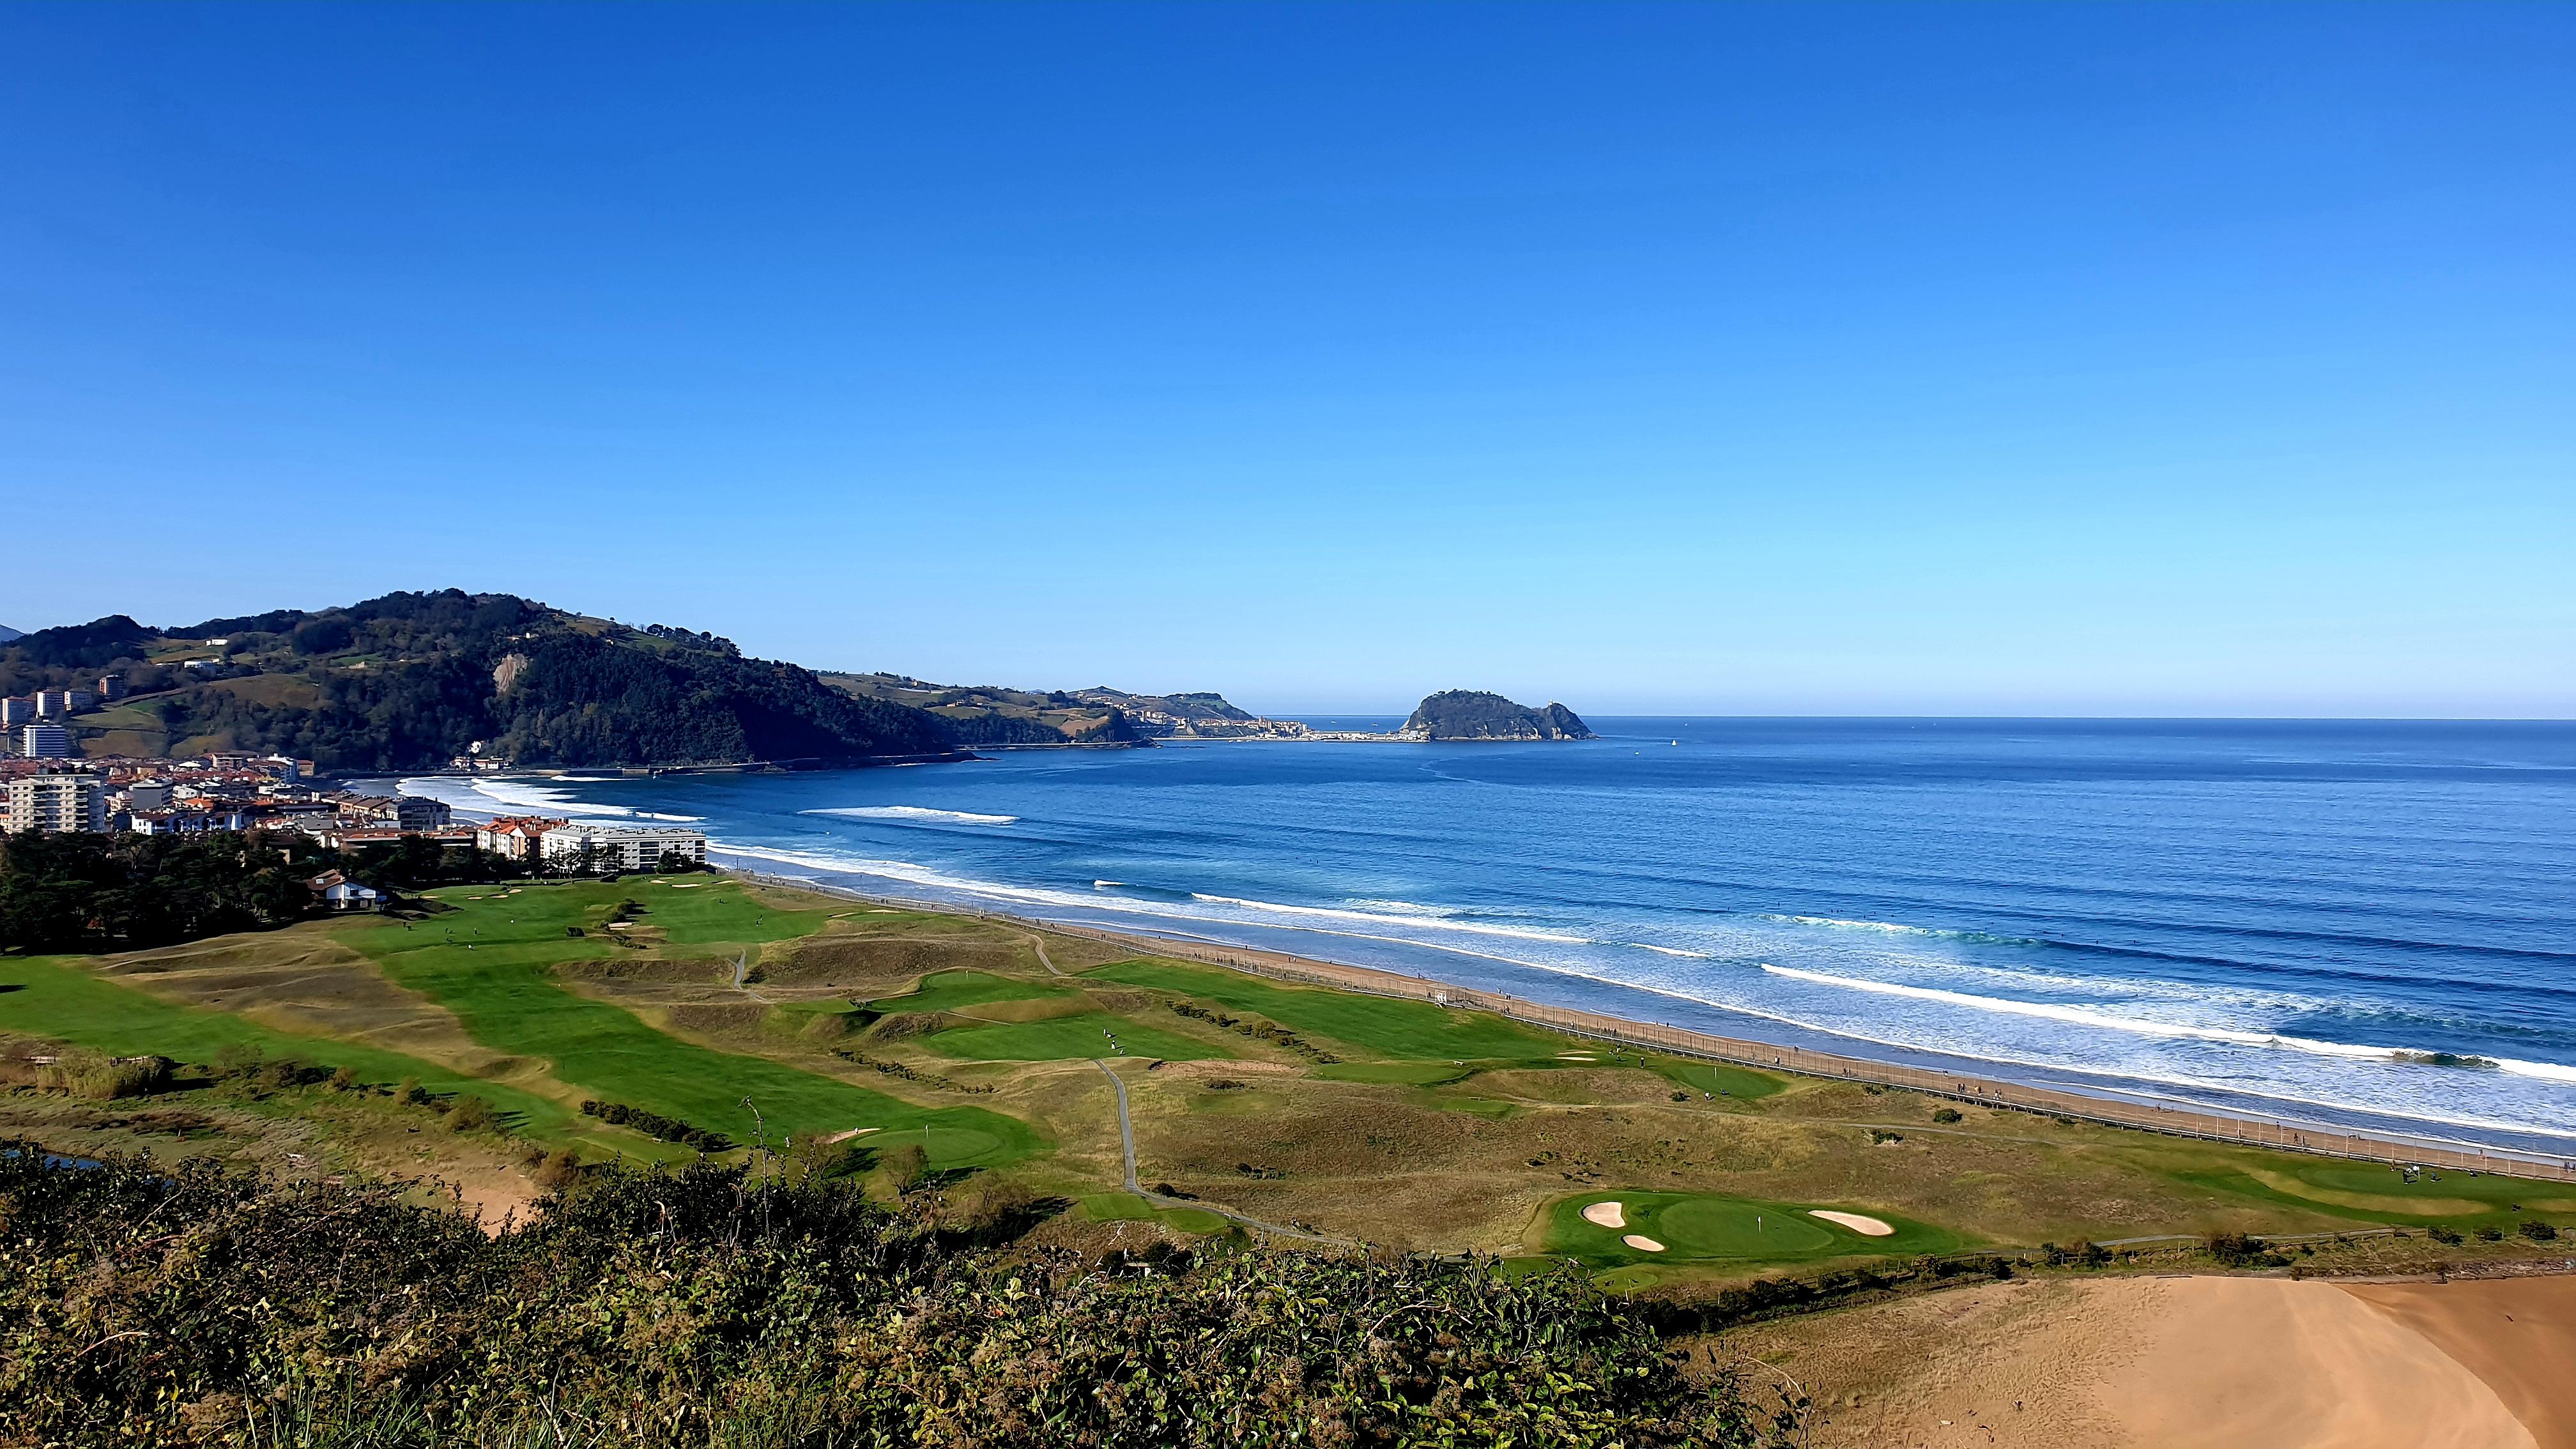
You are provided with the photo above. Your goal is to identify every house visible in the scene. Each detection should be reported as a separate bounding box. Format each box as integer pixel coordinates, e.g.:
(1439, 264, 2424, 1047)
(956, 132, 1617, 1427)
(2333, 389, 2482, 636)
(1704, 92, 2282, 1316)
(476, 815, 565, 860)
(306, 871, 383, 911)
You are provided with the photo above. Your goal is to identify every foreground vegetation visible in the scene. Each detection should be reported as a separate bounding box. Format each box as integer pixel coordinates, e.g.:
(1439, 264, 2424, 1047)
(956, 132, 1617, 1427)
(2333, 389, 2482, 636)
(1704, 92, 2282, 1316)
(0, 1145, 1790, 1448)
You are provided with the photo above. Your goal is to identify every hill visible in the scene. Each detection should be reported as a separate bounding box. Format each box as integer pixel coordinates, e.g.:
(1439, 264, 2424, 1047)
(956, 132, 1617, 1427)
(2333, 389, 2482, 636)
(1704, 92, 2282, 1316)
(1404, 689, 1595, 741)
(0, 624, 20, 643)
(821, 673, 1143, 747)
(1072, 687, 1311, 739)
(1, 592, 964, 772)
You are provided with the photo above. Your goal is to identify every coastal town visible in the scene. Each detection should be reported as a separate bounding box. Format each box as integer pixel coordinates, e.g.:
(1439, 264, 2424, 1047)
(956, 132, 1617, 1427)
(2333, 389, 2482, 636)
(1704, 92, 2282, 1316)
(3, 673, 705, 882)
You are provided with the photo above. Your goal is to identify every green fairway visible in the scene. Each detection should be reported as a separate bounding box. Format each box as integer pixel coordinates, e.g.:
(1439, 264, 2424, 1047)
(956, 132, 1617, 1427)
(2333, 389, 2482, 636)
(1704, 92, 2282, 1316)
(921, 1012, 1230, 1062)
(1658, 1059, 1788, 1100)
(1086, 958, 1563, 1061)
(0, 954, 569, 1132)
(2180, 1158, 2576, 1224)
(339, 882, 1039, 1167)
(867, 969, 1071, 1015)
(1544, 1190, 1959, 1268)
(1080, 1190, 1233, 1236)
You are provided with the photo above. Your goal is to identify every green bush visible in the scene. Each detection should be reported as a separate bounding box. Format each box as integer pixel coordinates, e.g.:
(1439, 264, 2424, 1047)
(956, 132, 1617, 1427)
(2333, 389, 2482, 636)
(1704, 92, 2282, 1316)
(0, 1140, 1785, 1447)
(1931, 1108, 1962, 1124)
(2520, 1220, 2559, 1242)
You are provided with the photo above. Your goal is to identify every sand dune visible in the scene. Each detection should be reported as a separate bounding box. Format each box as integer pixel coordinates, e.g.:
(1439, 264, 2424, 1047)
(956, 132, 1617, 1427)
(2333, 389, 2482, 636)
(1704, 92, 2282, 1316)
(1729, 1273, 2571, 1448)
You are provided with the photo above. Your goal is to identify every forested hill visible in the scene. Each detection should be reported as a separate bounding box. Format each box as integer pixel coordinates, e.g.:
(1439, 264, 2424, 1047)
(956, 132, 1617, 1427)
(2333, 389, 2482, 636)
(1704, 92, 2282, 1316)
(1404, 690, 1596, 741)
(0, 592, 963, 772)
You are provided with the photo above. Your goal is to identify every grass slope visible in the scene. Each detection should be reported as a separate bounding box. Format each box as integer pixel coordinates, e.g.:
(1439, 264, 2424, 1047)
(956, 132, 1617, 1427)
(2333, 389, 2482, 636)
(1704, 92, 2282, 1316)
(1087, 958, 1564, 1061)
(337, 882, 1037, 1167)
(866, 969, 1071, 1015)
(0, 955, 569, 1132)
(921, 1013, 1230, 1062)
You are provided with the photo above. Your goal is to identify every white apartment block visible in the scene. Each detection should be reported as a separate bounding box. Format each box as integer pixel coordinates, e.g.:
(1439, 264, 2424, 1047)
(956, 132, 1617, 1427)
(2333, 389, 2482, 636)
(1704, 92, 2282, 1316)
(539, 822, 709, 872)
(7, 772, 106, 834)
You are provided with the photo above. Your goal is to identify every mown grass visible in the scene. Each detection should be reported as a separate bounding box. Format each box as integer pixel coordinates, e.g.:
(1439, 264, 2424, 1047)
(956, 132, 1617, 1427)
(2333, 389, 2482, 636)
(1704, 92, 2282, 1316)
(337, 882, 1039, 1167)
(1085, 958, 1565, 1061)
(1544, 1191, 1960, 1268)
(0, 955, 569, 1132)
(920, 1012, 1229, 1063)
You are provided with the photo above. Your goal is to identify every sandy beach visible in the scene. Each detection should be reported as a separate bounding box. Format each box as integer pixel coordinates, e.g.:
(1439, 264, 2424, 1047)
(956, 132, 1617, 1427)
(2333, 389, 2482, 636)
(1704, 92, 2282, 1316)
(1729, 1273, 2576, 1448)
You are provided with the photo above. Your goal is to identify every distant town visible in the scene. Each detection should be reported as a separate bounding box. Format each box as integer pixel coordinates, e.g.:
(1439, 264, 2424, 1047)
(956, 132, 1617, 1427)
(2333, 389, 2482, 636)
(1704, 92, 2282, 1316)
(4, 670, 705, 883)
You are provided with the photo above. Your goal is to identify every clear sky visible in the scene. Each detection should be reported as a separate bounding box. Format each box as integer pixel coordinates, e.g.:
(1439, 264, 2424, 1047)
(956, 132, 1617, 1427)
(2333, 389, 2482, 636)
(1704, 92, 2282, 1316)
(1, 4, 2568, 716)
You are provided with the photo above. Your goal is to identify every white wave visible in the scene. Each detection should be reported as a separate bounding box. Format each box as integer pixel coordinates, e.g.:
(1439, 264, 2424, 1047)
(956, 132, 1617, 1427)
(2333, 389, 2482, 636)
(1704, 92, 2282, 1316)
(474, 778, 630, 816)
(804, 806, 1018, 825)
(1094, 880, 1123, 889)
(399, 775, 633, 819)
(1758, 963, 2565, 1077)
(1188, 893, 1591, 944)
(1630, 943, 1712, 958)
(1767, 914, 1957, 937)
(636, 811, 705, 822)
(2499, 1059, 2576, 1085)
(1347, 898, 1460, 918)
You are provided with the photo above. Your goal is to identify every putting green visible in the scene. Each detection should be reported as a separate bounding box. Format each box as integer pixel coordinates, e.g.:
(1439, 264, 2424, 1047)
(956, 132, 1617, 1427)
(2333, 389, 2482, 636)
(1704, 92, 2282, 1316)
(1544, 1190, 1956, 1266)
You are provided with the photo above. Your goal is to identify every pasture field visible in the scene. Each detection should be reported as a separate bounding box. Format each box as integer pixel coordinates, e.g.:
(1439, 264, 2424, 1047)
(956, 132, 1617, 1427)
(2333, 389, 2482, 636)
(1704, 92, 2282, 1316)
(9, 871, 2576, 1289)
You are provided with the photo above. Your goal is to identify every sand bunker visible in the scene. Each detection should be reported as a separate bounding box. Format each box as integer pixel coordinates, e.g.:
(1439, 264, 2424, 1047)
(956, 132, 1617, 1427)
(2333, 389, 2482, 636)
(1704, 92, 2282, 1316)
(1621, 1234, 1666, 1252)
(1810, 1209, 1896, 1236)
(818, 1127, 882, 1145)
(1582, 1200, 1628, 1229)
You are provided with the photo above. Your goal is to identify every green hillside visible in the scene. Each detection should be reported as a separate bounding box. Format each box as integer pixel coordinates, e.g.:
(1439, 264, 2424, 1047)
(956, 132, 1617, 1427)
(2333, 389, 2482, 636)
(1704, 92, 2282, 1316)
(1, 592, 966, 772)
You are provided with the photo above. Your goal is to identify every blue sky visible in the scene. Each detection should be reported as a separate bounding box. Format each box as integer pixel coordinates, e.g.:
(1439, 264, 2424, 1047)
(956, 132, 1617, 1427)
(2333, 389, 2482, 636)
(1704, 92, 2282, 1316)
(1, 4, 2568, 716)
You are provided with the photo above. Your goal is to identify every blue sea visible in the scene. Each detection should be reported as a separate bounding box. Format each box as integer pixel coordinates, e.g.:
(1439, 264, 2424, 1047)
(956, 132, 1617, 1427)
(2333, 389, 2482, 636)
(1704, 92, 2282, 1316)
(401, 719, 2576, 1155)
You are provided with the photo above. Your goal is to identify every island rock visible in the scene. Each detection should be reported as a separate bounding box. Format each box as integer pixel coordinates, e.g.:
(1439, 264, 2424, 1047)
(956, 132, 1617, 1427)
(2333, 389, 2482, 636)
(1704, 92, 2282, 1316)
(1402, 690, 1595, 741)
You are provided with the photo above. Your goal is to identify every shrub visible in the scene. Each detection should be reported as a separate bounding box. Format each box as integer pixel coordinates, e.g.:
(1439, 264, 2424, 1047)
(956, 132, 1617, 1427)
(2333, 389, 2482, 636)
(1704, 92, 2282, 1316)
(2429, 1225, 2464, 1245)
(2478, 1225, 2506, 1241)
(878, 1142, 930, 1192)
(2520, 1220, 2559, 1241)
(326, 1065, 358, 1091)
(36, 1051, 170, 1101)
(1932, 1108, 1963, 1124)
(578, 1098, 730, 1151)
(443, 1096, 497, 1134)
(0, 1141, 1783, 1446)
(2205, 1232, 2288, 1268)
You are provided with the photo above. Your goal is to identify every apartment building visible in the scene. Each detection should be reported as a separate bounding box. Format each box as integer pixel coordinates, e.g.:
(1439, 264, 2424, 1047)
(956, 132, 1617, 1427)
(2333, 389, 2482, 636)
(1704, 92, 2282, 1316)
(7, 771, 106, 834)
(539, 822, 708, 873)
(16, 724, 72, 759)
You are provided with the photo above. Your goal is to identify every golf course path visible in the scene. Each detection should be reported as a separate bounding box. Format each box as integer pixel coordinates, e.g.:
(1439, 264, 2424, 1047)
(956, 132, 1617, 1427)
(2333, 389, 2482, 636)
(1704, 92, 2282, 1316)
(1091, 1057, 1354, 1248)
(1093, 1058, 1140, 1191)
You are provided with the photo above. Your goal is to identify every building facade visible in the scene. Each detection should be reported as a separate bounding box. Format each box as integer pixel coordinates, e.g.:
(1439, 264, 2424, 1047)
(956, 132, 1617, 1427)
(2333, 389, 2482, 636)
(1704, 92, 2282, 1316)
(16, 724, 73, 759)
(539, 822, 709, 873)
(7, 772, 106, 834)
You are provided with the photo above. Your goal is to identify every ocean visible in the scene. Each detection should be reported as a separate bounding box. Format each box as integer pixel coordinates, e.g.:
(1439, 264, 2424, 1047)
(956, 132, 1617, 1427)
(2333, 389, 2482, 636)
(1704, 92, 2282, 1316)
(399, 719, 2576, 1155)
